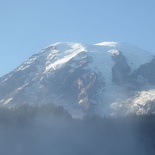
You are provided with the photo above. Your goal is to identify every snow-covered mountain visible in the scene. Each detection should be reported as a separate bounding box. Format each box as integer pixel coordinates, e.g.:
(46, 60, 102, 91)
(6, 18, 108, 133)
(0, 42, 155, 117)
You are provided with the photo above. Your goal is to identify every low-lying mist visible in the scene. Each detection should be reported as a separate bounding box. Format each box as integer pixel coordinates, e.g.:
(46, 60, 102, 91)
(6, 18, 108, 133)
(0, 104, 155, 155)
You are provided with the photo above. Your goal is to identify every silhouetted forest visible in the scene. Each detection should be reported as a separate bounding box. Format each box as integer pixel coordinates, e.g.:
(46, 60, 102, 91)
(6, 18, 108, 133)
(0, 104, 155, 155)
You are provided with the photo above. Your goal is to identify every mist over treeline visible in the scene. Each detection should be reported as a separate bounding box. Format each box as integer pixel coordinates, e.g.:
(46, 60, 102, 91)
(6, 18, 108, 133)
(0, 104, 155, 155)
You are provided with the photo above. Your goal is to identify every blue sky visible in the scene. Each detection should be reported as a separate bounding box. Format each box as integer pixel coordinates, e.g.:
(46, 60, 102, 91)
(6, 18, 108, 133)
(0, 0, 155, 76)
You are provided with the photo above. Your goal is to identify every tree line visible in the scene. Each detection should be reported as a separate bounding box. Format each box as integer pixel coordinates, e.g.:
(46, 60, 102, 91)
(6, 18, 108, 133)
(0, 104, 155, 155)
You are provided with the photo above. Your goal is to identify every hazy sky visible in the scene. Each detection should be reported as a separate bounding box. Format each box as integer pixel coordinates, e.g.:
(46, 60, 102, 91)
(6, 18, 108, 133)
(0, 0, 155, 76)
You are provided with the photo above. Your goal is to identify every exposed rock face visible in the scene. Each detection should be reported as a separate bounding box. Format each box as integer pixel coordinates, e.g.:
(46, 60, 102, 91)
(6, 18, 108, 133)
(0, 42, 155, 117)
(131, 57, 155, 85)
(111, 51, 131, 85)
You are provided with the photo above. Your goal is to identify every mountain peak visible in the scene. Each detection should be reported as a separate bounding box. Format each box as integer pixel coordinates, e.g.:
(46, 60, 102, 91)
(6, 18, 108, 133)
(95, 42, 119, 47)
(0, 42, 155, 117)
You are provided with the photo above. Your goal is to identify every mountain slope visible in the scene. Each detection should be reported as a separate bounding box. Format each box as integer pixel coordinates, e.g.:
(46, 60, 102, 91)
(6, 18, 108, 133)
(0, 42, 155, 117)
